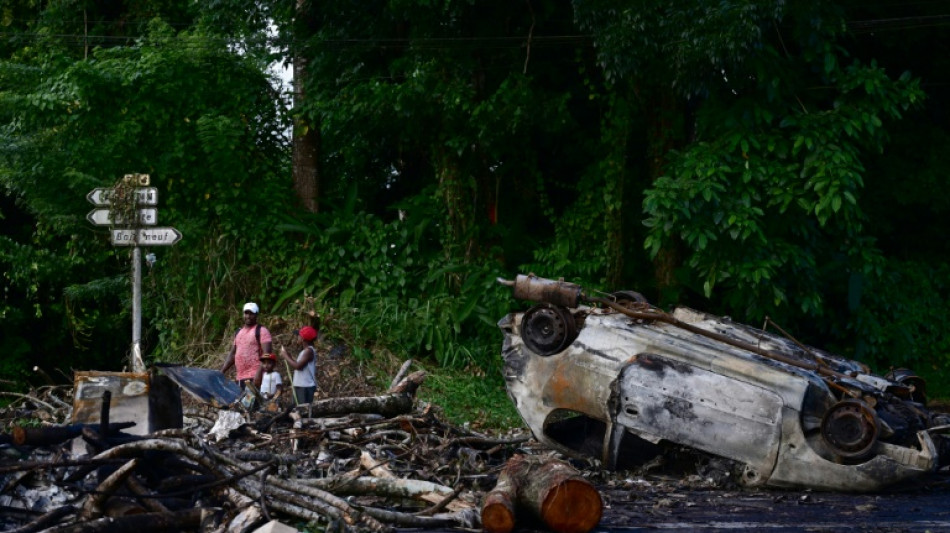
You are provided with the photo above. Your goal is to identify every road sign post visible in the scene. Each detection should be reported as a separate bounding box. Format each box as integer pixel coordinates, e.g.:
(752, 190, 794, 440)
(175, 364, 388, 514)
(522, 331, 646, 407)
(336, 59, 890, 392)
(86, 175, 180, 372)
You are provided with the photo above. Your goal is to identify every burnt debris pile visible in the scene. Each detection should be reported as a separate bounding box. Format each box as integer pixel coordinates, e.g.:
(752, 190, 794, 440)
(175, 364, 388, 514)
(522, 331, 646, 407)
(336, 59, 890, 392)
(0, 366, 534, 533)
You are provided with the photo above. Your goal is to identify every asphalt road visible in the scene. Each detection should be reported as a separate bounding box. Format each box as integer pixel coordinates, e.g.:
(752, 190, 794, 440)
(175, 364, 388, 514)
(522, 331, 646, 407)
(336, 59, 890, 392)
(595, 475, 950, 532)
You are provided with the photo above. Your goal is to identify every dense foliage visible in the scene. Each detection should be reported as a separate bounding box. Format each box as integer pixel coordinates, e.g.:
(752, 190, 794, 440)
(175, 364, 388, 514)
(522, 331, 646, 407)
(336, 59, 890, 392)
(2, 1, 950, 395)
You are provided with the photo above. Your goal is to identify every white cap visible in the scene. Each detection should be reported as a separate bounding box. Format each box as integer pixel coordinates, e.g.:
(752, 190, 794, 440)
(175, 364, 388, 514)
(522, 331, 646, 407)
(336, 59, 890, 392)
(243, 302, 259, 314)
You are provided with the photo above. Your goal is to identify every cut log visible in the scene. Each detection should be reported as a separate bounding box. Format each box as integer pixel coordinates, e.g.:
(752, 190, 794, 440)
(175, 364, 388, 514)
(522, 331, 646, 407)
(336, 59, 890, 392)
(481, 454, 602, 533)
(481, 486, 516, 533)
(481, 454, 525, 533)
(519, 460, 601, 533)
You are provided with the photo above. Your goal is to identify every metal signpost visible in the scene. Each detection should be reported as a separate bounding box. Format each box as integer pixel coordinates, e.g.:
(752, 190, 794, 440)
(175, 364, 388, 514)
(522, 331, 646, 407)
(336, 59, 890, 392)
(87, 174, 181, 372)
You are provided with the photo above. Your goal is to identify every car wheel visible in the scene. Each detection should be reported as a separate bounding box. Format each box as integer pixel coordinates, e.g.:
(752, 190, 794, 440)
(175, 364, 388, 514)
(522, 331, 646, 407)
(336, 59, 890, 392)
(521, 303, 578, 356)
(820, 399, 880, 461)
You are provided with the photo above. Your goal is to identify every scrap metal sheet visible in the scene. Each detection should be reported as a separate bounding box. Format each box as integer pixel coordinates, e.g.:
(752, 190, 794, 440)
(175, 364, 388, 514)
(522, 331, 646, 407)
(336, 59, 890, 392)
(156, 365, 240, 406)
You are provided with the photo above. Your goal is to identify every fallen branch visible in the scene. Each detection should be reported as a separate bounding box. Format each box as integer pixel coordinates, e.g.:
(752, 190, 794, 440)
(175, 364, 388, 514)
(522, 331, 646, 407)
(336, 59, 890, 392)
(388, 359, 414, 392)
(44, 508, 202, 533)
(79, 458, 140, 521)
(7, 504, 76, 533)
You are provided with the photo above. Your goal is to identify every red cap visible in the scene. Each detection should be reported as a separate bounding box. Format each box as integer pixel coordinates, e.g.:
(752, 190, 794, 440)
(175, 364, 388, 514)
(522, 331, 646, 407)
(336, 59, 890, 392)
(299, 326, 318, 342)
(260, 353, 277, 362)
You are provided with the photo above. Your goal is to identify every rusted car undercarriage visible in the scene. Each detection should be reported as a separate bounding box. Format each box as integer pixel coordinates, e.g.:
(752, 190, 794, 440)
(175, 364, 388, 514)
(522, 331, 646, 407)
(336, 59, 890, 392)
(497, 274, 950, 491)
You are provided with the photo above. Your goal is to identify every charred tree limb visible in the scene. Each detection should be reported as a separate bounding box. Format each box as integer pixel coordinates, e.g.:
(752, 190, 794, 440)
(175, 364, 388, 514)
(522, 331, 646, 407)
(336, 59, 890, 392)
(294, 389, 418, 419)
(361, 506, 479, 529)
(235, 478, 351, 526)
(157, 474, 217, 493)
(233, 451, 298, 464)
(125, 474, 170, 514)
(211, 448, 380, 530)
(79, 458, 139, 521)
(414, 486, 463, 516)
(156, 460, 274, 499)
(7, 504, 76, 533)
(92, 438, 216, 471)
(44, 508, 202, 533)
(301, 475, 455, 501)
(9, 422, 136, 447)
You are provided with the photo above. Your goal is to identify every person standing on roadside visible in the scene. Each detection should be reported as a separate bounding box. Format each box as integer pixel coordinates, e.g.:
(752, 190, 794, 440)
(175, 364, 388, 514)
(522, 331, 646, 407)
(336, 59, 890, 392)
(221, 302, 273, 389)
(280, 324, 318, 404)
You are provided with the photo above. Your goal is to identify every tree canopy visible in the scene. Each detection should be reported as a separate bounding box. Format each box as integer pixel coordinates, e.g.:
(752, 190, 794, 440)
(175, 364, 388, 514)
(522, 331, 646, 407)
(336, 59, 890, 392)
(2, 0, 949, 394)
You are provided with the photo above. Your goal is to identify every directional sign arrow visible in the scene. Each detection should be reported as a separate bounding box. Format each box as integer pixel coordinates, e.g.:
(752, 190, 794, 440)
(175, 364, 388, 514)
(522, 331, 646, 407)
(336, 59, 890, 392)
(111, 227, 182, 246)
(87, 208, 158, 226)
(87, 187, 159, 206)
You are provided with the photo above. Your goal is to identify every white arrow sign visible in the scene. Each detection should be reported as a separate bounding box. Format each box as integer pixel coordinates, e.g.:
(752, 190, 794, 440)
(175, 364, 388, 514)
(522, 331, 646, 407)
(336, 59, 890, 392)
(87, 187, 158, 206)
(111, 227, 182, 246)
(87, 208, 158, 226)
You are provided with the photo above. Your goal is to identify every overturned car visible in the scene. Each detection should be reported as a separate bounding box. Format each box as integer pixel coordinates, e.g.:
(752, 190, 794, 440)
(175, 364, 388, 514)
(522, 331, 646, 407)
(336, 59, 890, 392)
(498, 274, 950, 491)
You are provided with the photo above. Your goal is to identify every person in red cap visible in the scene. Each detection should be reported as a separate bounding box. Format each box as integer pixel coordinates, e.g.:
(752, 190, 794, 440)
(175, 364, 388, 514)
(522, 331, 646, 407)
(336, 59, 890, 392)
(280, 322, 319, 404)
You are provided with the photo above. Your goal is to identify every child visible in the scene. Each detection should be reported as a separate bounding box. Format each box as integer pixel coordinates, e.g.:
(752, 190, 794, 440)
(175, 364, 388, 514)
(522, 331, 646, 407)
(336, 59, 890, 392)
(256, 353, 283, 401)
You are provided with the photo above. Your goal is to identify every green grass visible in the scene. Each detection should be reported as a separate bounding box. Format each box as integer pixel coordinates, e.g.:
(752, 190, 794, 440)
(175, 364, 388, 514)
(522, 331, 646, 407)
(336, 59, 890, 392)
(416, 366, 525, 432)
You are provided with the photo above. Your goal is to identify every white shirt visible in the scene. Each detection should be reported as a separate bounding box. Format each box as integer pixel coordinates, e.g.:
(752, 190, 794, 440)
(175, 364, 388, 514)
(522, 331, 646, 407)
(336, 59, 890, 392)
(260, 371, 282, 396)
(292, 346, 317, 388)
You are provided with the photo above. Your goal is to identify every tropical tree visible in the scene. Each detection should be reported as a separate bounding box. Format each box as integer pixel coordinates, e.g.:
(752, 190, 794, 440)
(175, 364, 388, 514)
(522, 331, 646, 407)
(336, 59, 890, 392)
(0, 4, 292, 377)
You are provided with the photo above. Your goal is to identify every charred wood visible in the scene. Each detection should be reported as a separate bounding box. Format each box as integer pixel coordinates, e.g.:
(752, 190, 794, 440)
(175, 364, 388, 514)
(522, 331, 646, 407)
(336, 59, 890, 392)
(6, 504, 76, 533)
(9, 422, 135, 447)
(43, 508, 202, 533)
(126, 474, 170, 514)
(79, 458, 139, 521)
(157, 473, 217, 493)
(0, 457, 126, 476)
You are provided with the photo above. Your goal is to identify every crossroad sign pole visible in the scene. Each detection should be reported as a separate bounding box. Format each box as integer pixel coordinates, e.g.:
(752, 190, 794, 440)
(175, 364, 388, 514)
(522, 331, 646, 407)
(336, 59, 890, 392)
(86, 176, 176, 372)
(131, 245, 145, 373)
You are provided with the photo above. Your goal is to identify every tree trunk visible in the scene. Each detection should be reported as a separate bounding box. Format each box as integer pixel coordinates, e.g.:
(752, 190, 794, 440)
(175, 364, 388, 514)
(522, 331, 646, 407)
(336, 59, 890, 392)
(292, 0, 320, 214)
(481, 454, 602, 533)
(603, 91, 634, 289)
(435, 145, 475, 265)
(646, 90, 687, 302)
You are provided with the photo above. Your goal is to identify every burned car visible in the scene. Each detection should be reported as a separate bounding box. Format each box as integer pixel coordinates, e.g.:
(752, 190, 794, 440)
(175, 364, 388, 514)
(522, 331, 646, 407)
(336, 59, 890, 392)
(498, 274, 950, 491)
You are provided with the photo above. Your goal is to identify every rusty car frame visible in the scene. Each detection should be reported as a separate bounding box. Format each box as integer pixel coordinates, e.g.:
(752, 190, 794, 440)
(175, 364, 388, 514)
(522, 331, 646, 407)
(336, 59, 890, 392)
(497, 274, 950, 491)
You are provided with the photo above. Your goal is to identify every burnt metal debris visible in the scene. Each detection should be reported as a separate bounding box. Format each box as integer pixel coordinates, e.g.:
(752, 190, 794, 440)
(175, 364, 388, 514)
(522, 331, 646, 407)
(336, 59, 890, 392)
(498, 273, 950, 492)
